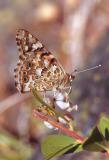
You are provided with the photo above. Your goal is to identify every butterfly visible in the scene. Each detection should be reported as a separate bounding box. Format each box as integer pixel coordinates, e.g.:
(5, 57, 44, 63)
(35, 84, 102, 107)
(14, 29, 75, 93)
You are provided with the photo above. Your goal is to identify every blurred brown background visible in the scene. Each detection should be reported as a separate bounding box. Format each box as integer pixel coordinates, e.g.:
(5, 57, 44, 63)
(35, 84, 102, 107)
(0, 0, 109, 159)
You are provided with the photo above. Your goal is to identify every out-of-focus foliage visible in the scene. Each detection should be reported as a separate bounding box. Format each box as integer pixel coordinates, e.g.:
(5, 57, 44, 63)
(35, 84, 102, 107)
(0, 131, 33, 160)
(41, 116, 109, 160)
(0, 0, 109, 159)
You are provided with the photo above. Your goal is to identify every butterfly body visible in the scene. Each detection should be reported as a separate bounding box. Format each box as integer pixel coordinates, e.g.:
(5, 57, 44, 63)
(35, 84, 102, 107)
(14, 29, 74, 93)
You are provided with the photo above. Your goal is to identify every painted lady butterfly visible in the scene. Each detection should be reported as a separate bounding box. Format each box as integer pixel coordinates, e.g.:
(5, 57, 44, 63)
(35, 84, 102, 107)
(14, 29, 75, 93)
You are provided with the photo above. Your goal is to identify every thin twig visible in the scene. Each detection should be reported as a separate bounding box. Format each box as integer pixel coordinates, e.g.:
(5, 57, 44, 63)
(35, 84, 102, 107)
(65, 0, 100, 68)
(33, 109, 84, 143)
(0, 92, 31, 114)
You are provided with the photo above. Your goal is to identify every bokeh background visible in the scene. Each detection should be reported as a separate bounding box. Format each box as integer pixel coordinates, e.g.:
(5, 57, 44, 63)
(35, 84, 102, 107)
(0, 0, 109, 159)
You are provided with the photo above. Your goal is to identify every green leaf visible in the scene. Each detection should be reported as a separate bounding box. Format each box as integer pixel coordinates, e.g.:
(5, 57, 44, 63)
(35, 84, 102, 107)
(83, 127, 105, 152)
(83, 116, 109, 152)
(0, 131, 33, 160)
(41, 134, 82, 160)
(98, 116, 109, 141)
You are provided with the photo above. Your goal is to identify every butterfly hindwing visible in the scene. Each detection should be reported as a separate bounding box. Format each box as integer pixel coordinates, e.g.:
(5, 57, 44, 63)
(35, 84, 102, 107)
(14, 29, 66, 93)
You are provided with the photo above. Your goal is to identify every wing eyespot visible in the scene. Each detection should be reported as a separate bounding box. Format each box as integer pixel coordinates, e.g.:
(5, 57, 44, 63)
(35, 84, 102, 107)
(23, 76, 29, 83)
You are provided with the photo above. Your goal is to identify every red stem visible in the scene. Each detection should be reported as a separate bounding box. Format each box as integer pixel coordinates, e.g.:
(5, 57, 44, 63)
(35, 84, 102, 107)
(33, 109, 84, 143)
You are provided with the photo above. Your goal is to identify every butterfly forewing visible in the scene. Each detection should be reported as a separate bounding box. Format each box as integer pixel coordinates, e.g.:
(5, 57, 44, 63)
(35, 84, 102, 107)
(14, 29, 66, 93)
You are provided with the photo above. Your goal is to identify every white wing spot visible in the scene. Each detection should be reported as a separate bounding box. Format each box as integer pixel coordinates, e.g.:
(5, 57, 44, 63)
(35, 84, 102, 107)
(44, 59, 49, 67)
(25, 45, 28, 51)
(36, 68, 42, 76)
(32, 41, 43, 50)
(50, 65, 57, 73)
(29, 34, 32, 39)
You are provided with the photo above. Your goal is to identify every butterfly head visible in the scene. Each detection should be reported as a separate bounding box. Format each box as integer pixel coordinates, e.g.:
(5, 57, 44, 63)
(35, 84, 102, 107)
(69, 74, 75, 83)
(62, 73, 75, 90)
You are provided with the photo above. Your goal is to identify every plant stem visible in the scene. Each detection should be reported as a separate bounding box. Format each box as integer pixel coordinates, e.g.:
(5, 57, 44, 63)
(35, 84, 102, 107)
(32, 89, 72, 124)
(33, 109, 84, 143)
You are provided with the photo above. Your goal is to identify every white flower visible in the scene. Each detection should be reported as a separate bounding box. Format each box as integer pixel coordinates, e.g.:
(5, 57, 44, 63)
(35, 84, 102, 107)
(55, 101, 70, 110)
(55, 92, 64, 101)
(44, 121, 58, 130)
(54, 91, 70, 110)
(67, 104, 78, 112)
(58, 117, 66, 124)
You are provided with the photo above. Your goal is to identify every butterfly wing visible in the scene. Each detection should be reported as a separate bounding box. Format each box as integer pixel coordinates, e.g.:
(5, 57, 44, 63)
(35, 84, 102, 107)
(14, 29, 66, 93)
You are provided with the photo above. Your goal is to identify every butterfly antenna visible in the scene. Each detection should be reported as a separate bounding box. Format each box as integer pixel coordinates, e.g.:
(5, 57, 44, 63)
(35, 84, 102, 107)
(73, 64, 101, 75)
